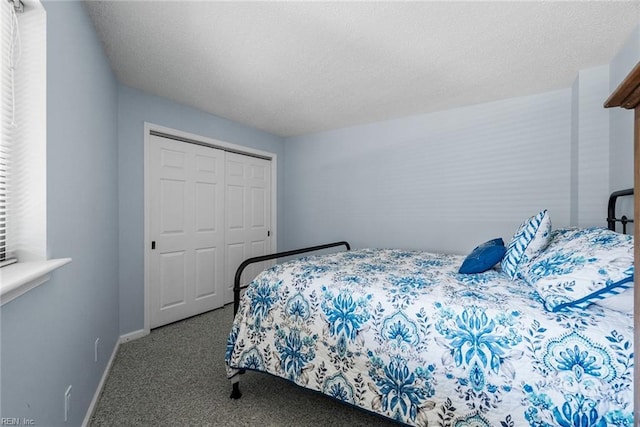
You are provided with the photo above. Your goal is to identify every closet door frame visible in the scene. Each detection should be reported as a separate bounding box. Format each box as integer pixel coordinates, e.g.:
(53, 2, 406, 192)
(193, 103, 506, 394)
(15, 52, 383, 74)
(142, 122, 277, 334)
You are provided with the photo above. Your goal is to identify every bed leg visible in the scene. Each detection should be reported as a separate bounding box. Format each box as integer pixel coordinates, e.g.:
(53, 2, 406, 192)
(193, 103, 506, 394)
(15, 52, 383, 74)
(230, 375, 242, 399)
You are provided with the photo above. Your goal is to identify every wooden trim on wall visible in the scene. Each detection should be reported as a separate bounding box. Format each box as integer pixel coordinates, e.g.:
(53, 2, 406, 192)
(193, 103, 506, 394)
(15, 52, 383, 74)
(605, 61, 640, 109)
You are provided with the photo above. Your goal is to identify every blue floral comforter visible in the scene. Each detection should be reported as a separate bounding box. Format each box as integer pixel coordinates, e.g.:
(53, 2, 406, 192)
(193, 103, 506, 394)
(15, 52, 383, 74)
(225, 249, 633, 426)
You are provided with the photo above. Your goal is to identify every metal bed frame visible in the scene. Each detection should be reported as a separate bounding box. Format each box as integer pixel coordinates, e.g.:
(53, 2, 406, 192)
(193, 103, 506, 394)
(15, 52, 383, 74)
(232, 240, 351, 316)
(607, 188, 634, 233)
(230, 240, 351, 398)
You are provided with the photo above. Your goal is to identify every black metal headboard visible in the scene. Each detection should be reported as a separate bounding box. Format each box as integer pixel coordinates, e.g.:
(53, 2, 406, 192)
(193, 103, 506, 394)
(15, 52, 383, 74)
(607, 188, 634, 233)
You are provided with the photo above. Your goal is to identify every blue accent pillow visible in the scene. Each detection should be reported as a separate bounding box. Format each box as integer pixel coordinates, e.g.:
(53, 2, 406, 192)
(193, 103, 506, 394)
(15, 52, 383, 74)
(459, 238, 506, 274)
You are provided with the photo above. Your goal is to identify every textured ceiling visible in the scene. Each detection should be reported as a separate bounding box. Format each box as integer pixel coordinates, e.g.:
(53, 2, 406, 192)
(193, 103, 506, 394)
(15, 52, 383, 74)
(83, 1, 640, 137)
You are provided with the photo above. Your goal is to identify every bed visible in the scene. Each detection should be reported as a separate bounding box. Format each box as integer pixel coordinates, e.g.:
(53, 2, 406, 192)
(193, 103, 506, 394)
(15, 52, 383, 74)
(225, 191, 634, 426)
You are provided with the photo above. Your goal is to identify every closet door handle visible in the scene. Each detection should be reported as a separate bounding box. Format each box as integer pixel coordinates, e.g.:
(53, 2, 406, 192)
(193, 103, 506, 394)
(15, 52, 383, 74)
(151, 241, 156, 250)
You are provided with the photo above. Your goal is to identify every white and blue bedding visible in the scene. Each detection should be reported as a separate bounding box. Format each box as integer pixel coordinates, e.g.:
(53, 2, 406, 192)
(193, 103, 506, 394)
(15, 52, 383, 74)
(225, 246, 633, 426)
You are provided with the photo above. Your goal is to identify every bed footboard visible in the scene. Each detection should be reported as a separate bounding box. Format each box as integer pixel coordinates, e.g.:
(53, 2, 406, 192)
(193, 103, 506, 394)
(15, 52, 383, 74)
(232, 241, 351, 315)
(229, 241, 350, 400)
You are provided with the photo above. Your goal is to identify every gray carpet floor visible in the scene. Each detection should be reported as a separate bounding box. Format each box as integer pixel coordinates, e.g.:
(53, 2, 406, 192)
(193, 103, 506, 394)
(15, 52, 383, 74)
(89, 304, 399, 426)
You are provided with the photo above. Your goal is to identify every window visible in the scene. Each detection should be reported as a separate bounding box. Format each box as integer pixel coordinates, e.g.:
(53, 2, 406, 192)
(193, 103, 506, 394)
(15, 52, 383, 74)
(0, 0, 18, 266)
(1, 0, 47, 267)
(0, 0, 69, 305)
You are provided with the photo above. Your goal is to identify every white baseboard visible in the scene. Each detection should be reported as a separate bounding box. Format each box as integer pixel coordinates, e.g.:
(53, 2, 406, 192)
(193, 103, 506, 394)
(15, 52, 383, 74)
(119, 328, 149, 343)
(81, 339, 119, 427)
(81, 329, 149, 426)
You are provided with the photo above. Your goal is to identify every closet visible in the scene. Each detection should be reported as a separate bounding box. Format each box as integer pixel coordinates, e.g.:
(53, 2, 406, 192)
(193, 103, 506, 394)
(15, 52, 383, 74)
(147, 131, 272, 328)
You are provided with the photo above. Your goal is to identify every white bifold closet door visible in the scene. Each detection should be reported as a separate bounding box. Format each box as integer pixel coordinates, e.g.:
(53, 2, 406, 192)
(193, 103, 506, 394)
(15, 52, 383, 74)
(224, 152, 272, 304)
(148, 134, 271, 329)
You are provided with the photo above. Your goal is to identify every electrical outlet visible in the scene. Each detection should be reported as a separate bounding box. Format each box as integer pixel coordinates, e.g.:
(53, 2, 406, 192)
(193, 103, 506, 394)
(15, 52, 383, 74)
(64, 385, 72, 422)
(95, 338, 100, 363)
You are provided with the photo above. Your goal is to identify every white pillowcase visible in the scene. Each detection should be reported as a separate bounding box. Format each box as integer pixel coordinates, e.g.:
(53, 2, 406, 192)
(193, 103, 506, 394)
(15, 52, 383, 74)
(595, 286, 633, 313)
(521, 227, 634, 312)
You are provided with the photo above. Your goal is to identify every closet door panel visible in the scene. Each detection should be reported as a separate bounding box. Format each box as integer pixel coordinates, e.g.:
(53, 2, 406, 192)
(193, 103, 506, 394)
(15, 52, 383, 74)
(149, 135, 225, 328)
(224, 152, 272, 304)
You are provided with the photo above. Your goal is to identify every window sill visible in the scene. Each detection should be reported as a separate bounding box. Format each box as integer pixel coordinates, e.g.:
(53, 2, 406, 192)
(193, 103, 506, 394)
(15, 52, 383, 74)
(0, 258, 72, 306)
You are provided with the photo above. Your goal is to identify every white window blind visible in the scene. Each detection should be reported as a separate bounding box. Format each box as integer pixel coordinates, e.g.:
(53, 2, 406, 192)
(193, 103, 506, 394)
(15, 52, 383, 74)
(0, 139, 7, 263)
(0, 0, 19, 265)
(0, 0, 46, 267)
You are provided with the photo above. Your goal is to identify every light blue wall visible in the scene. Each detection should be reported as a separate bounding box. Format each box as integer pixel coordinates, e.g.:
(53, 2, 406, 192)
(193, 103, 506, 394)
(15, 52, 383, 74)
(608, 26, 639, 221)
(573, 65, 611, 227)
(610, 26, 639, 194)
(570, 77, 580, 226)
(283, 90, 572, 254)
(283, 23, 640, 254)
(1, 1, 119, 425)
(117, 86, 285, 335)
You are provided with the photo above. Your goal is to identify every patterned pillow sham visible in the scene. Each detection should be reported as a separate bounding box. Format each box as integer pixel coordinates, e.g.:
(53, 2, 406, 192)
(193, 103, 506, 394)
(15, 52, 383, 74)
(520, 227, 634, 312)
(595, 287, 633, 313)
(501, 209, 552, 279)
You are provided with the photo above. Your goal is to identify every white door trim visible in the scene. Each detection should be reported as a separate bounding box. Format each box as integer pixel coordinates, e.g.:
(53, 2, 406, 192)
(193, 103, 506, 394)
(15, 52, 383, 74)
(143, 122, 277, 333)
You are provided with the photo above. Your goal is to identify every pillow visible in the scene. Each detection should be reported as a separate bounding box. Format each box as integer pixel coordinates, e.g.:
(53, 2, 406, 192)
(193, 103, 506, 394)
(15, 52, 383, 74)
(520, 227, 634, 312)
(458, 238, 506, 274)
(501, 210, 552, 279)
(595, 287, 633, 313)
